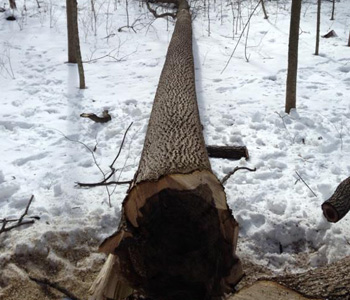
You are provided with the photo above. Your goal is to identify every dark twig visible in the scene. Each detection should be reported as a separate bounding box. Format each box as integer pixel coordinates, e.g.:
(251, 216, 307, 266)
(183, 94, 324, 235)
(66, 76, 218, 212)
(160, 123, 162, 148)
(77, 180, 132, 187)
(29, 276, 82, 300)
(0, 195, 37, 235)
(76, 122, 134, 194)
(295, 171, 317, 197)
(221, 166, 257, 185)
(18, 194, 34, 223)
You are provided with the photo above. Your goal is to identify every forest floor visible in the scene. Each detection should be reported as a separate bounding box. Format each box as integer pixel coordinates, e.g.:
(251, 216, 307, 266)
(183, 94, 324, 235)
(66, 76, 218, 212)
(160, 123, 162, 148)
(0, 0, 350, 299)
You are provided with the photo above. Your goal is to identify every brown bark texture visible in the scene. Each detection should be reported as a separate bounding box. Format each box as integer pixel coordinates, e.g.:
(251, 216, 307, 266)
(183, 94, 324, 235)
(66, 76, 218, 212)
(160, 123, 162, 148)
(206, 145, 249, 160)
(9, 0, 16, 9)
(66, 0, 77, 63)
(322, 176, 350, 223)
(285, 0, 302, 114)
(276, 256, 350, 300)
(89, 1, 242, 300)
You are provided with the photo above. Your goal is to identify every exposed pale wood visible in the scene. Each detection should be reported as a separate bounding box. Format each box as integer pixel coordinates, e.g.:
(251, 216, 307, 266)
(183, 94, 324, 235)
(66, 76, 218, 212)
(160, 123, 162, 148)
(100, 171, 243, 299)
(228, 281, 320, 300)
(206, 145, 249, 160)
(322, 176, 350, 223)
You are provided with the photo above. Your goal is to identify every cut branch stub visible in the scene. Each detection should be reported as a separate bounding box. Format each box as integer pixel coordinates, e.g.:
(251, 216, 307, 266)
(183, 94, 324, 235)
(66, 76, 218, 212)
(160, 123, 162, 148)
(322, 177, 350, 223)
(206, 145, 249, 160)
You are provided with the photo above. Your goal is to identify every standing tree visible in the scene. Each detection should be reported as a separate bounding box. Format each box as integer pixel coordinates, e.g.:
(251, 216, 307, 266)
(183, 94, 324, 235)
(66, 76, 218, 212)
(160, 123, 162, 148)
(9, 0, 16, 9)
(348, 30, 350, 47)
(315, 0, 321, 55)
(89, 0, 243, 299)
(66, 0, 85, 89)
(66, 0, 76, 63)
(261, 0, 268, 19)
(330, 0, 335, 20)
(285, 0, 302, 114)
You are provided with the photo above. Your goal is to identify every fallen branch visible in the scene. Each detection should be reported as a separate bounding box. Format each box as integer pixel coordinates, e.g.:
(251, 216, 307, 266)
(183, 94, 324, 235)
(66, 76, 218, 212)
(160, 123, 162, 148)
(221, 166, 256, 185)
(80, 110, 112, 123)
(206, 145, 249, 160)
(77, 180, 132, 187)
(0, 195, 38, 234)
(76, 122, 133, 190)
(295, 171, 317, 197)
(29, 276, 82, 300)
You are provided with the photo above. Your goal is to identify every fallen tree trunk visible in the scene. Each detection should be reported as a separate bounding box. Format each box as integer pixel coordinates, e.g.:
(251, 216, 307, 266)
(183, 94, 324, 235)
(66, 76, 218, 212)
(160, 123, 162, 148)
(275, 255, 350, 299)
(206, 145, 249, 160)
(89, 1, 243, 300)
(322, 176, 350, 223)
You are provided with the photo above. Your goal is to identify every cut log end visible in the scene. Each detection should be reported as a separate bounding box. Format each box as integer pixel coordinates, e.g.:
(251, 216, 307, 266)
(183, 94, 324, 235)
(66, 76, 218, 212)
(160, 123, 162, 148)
(321, 202, 339, 223)
(321, 177, 350, 223)
(100, 171, 242, 300)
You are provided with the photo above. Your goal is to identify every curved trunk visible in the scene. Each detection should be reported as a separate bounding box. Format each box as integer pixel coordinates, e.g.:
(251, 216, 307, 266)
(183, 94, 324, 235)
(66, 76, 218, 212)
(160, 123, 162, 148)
(89, 1, 242, 299)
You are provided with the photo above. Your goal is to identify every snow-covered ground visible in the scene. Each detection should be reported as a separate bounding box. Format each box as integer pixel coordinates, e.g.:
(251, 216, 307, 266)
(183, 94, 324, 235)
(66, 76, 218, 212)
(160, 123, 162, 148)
(0, 0, 349, 297)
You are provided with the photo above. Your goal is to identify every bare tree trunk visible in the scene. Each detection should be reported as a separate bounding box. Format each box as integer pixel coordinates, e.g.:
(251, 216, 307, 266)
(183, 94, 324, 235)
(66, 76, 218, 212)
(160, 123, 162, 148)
(285, 0, 302, 114)
(89, 1, 242, 299)
(261, 0, 268, 19)
(71, 0, 85, 89)
(9, 0, 16, 9)
(348, 30, 350, 47)
(330, 0, 335, 20)
(322, 177, 350, 223)
(66, 0, 77, 63)
(315, 0, 321, 55)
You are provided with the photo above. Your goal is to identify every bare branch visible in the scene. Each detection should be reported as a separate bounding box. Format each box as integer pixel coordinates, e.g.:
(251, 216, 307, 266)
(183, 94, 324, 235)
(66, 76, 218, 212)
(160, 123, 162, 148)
(295, 171, 317, 197)
(0, 195, 37, 235)
(145, 0, 176, 19)
(221, 166, 257, 185)
(76, 180, 132, 187)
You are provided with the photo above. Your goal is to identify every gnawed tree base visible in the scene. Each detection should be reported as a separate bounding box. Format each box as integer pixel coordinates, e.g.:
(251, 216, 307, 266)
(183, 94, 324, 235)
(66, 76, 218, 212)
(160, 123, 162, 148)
(93, 171, 243, 300)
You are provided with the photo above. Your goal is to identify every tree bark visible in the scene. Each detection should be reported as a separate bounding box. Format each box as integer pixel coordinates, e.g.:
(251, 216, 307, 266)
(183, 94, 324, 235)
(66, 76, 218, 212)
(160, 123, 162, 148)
(206, 145, 249, 160)
(322, 177, 350, 223)
(348, 30, 350, 47)
(275, 256, 350, 300)
(285, 0, 302, 114)
(89, 1, 242, 299)
(330, 0, 335, 20)
(71, 0, 85, 89)
(66, 0, 77, 63)
(261, 0, 268, 19)
(315, 0, 321, 55)
(9, 0, 16, 9)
